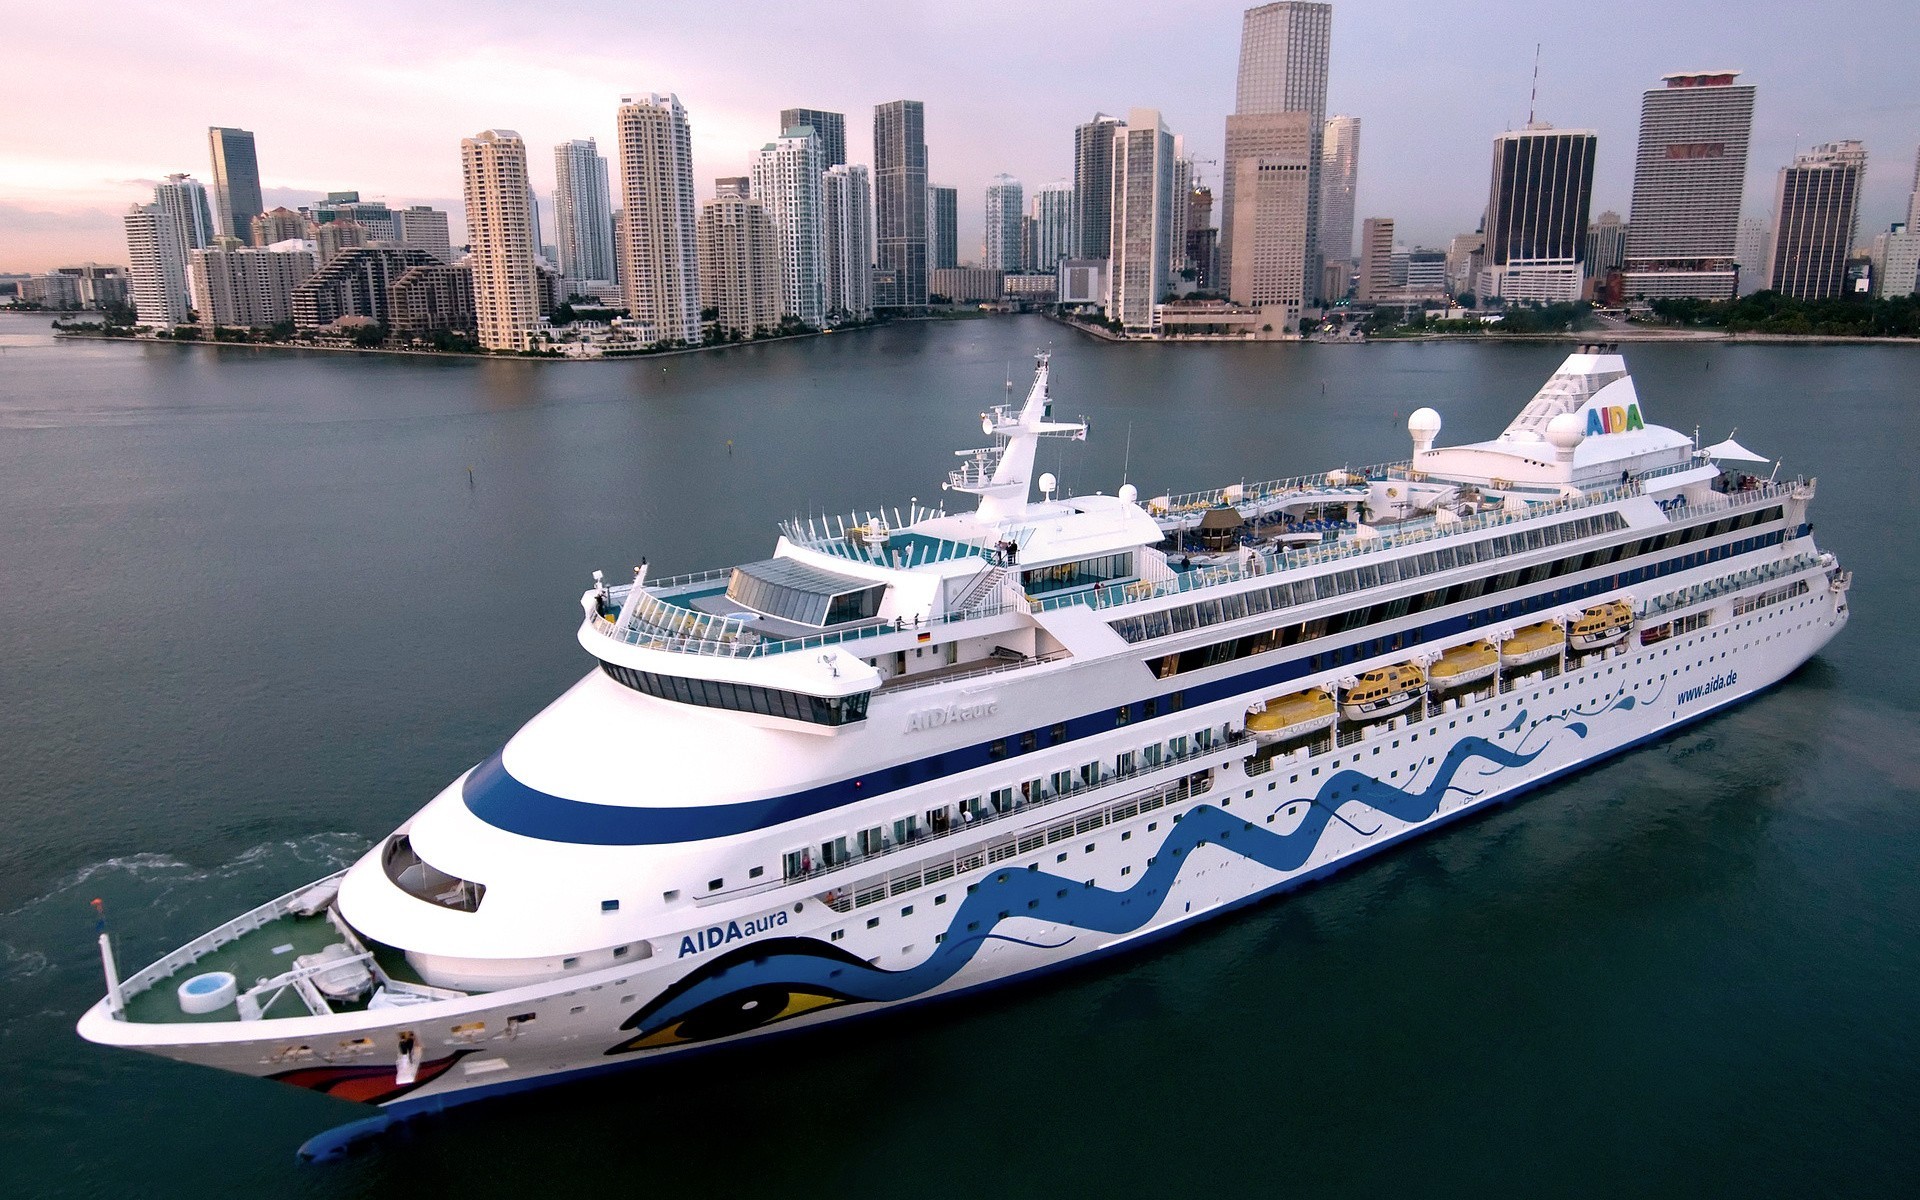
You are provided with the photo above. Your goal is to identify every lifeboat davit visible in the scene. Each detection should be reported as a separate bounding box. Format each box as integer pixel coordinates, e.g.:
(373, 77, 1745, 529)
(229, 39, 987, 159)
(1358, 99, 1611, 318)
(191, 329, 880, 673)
(1568, 601, 1633, 652)
(1246, 688, 1335, 744)
(1500, 621, 1565, 667)
(1339, 664, 1426, 722)
(1428, 640, 1497, 691)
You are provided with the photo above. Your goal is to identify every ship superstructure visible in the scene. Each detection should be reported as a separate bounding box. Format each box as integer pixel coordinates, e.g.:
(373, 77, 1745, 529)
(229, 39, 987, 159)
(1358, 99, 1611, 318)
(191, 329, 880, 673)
(78, 350, 1849, 1156)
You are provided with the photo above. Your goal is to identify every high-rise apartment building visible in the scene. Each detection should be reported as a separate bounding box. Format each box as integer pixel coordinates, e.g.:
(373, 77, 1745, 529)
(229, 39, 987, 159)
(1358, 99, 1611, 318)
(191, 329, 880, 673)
(1624, 71, 1756, 299)
(1767, 140, 1867, 300)
(1169, 146, 1193, 279)
(190, 243, 315, 329)
(1478, 126, 1597, 303)
(874, 100, 929, 307)
(252, 206, 307, 248)
(616, 93, 702, 344)
(1445, 231, 1486, 298)
(1187, 185, 1218, 290)
(1031, 182, 1073, 272)
(778, 108, 846, 168)
(52, 263, 130, 311)
(1357, 216, 1395, 302)
(459, 129, 541, 350)
(1907, 146, 1920, 231)
(315, 220, 367, 265)
(1225, 112, 1311, 328)
(983, 175, 1024, 271)
(291, 246, 442, 329)
(1107, 108, 1175, 333)
(697, 193, 782, 338)
(752, 125, 827, 326)
(123, 203, 189, 327)
(206, 127, 263, 245)
(929, 186, 958, 270)
(823, 164, 875, 320)
(394, 206, 453, 263)
(553, 139, 617, 285)
(1734, 216, 1770, 295)
(1319, 115, 1360, 266)
(1072, 113, 1125, 260)
(1224, 2, 1331, 301)
(313, 192, 395, 241)
(154, 174, 215, 305)
(388, 264, 477, 338)
(1586, 210, 1627, 281)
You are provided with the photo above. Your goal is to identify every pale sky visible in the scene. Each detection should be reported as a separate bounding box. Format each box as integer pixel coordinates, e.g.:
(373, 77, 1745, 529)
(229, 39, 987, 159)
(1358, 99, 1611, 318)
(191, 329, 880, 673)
(4, 0, 1917, 272)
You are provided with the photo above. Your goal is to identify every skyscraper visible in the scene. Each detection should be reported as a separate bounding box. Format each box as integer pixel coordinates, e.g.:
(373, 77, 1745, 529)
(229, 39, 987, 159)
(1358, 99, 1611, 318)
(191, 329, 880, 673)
(929, 185, 958, 270)
(553, 139, 616, 285)
(1224, 2, 1331, 301)
(1225, 112, 1312, 327)
(1908, 145, 1920, 231)
(459, 129, 540, 350)
(153, 174, 214, 308)
(1032, 182, 1073, 272)
(874, 100, 928, 307)
(697, 193, 782, 338)
(983, 174, 1023, 271)
(778, 108, 846, 168)
(394, 206, 454, 264)
(1108, 108, 1175, 332)
(1767, 141, 1867, 300)
(823, 164, 874, 320)
(616, 93, 702, 344)
(206, 127, 263, 245)
(1072, 113, 1125, 260)
(1187, 184, 1218, 289)
(1357, 216, 1395, 302)
(1479, 126, 1597, 303)
(1624, 71, 1756, 300)
(251, 206, 306, 248)
(1586, 210, 1628, 281)
(123, 202, 189, 327)
(1169, 146, 1193, 280)
(752, 126, 826, 326)
(1319, 115, 1360, 266)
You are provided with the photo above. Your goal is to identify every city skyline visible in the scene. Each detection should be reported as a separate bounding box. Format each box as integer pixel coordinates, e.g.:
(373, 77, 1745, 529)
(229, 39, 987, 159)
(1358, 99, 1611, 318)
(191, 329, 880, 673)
(4, 0, 1919, 272)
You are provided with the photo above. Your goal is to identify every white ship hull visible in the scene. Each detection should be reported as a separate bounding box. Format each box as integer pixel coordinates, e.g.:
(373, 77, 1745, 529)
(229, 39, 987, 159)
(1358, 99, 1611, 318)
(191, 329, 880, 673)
(78, 567, 1845, 1148)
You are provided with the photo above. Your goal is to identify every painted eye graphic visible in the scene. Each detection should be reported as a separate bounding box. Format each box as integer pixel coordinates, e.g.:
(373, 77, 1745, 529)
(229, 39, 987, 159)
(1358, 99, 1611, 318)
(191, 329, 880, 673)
(615, 983, 854, 1050)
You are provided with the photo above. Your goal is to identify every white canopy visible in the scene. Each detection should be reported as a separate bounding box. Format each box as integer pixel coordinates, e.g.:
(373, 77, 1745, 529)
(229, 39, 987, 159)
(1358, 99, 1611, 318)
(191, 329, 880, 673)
(1705, 438, 1769, 463)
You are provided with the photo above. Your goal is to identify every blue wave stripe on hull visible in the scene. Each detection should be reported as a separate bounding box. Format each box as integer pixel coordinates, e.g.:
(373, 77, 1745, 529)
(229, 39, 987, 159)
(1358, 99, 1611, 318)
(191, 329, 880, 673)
(629, 735, 1549, 1034)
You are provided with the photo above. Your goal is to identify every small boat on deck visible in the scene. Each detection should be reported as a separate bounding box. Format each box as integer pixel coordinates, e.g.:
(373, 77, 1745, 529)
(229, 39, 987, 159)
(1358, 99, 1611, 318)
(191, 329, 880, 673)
(1340, 664, 1425, 722)
(1246, 688, 1335, 744)
(1500, 621, 1565, 667)
(1428, 640, 1497, 691)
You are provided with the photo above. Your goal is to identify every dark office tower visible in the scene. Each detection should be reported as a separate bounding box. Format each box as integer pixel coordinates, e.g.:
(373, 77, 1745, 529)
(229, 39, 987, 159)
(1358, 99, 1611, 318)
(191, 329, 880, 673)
(1072, 113, 1124, 259)
(207, 127, 263, 245)
(1767, 141, 1867, 300)
(1481, 126, 1597, 303)
(779, 108, 847, 168)
(930, 185, 958, 270)
(874, 100, 928, 306)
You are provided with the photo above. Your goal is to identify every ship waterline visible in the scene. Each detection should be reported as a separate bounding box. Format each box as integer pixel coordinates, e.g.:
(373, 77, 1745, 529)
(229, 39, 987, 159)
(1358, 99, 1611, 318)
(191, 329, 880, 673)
(76, 347, 1849, 1156)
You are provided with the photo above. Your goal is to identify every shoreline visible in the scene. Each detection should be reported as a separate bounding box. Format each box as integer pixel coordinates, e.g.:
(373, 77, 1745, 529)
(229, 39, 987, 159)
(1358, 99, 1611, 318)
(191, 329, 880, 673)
(45, 322, 880, 362)
(1046, 312, 1919, 347)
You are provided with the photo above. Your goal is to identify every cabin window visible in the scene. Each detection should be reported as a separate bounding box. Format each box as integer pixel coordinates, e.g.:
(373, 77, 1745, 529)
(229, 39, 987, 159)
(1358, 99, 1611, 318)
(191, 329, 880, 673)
(599, 663, 869, 726)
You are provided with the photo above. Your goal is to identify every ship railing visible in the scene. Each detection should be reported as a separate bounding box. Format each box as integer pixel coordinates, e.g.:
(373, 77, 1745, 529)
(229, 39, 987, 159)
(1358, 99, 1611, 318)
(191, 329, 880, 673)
(880, 647, 1073, 695)
(1636, 550, 1820, 618)
(1155, 470, 1379, 516)
(589, 591, 1028, 658)
(814, 771, 1223, 916)
(695, 732, 1251, 909)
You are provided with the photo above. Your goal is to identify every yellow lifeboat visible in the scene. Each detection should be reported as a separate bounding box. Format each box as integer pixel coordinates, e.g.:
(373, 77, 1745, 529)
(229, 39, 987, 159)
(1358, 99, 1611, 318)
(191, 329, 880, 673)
(1568, 600, 1634, 652)
(1500, 621, 1565, 667)
(1339, 663, 1426, 722)
(1246, 688, 1335, 744)
(1428, 640, 1497, 691)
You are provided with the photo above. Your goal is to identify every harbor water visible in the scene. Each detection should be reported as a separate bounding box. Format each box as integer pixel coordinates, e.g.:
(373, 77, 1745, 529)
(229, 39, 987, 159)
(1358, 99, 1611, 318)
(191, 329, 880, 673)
(1, 312, 1915, 1196)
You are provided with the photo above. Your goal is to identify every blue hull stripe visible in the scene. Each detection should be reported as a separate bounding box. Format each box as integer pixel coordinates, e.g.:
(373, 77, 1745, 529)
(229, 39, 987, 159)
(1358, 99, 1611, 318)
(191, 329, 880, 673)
(464, 529, 1789, 845)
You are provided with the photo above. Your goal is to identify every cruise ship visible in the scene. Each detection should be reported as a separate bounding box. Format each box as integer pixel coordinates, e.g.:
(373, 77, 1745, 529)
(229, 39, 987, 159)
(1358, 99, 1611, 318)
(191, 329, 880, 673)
(78, 349, 1850, 1157)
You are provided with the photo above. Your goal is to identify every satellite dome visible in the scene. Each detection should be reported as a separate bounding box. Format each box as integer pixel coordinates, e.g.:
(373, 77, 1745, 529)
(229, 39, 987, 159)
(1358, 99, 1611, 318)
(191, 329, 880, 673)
(1118, 483, 1139, 505)
(1038, 471, 1057, 497)
(1545, 412, 1586, 451)
(1407, 407, 1442, 437)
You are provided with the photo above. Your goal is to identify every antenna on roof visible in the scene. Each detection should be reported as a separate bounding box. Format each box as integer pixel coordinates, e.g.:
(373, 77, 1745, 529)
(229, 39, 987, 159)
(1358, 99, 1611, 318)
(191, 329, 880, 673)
(1527, 43, 1541, 125)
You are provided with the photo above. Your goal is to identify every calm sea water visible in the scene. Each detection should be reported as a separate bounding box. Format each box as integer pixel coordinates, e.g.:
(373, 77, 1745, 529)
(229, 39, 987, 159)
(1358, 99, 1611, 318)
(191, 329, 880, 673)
(1, 311, 1916, 1197)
